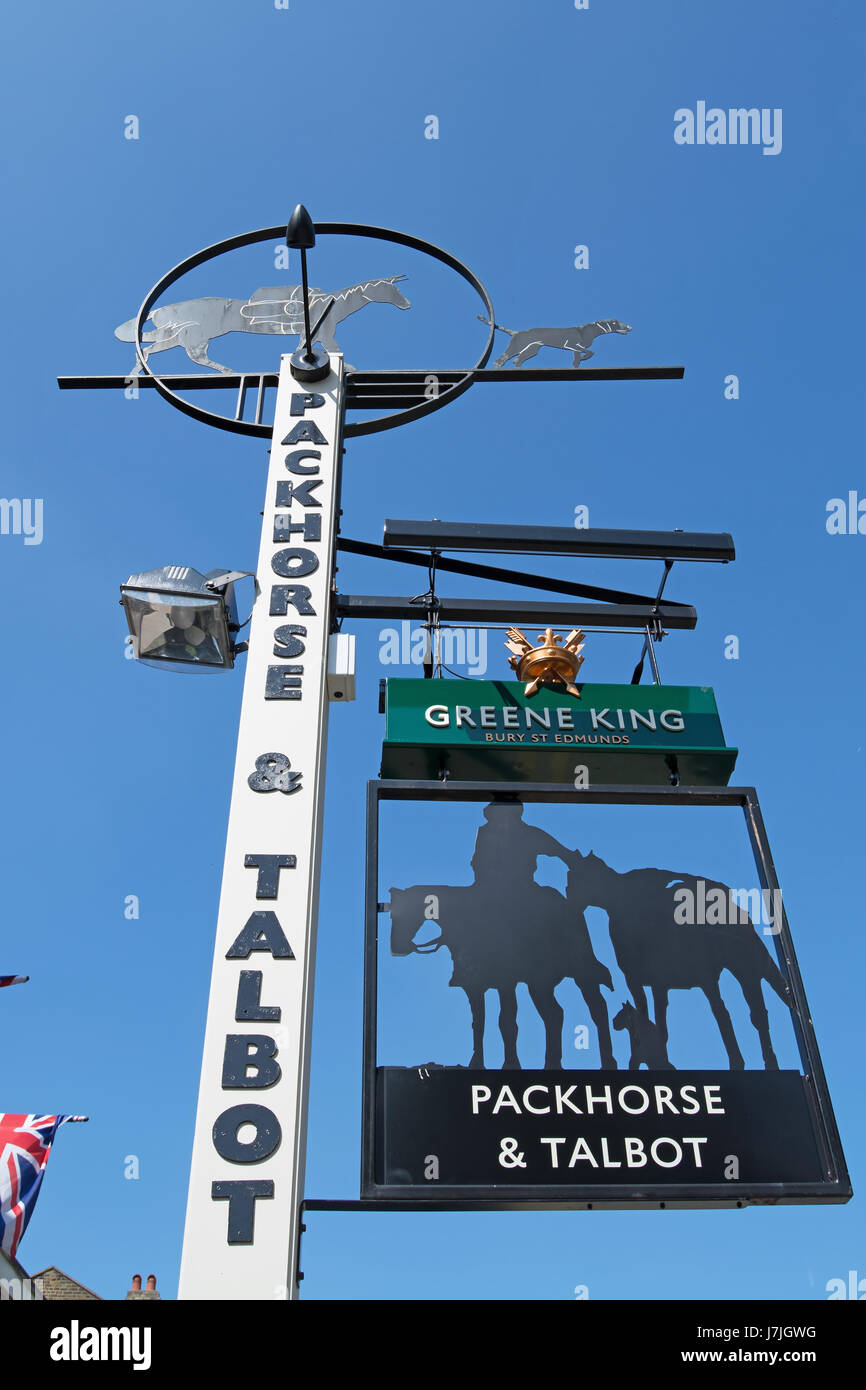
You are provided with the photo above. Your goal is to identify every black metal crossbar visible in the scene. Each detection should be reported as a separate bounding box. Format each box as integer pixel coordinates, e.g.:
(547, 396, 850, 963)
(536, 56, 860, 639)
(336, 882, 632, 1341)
(57, 373, 280, 391)
(333, 594, 697, 630)
(58, 365, 684, 435)
(384, 519, 735, 563)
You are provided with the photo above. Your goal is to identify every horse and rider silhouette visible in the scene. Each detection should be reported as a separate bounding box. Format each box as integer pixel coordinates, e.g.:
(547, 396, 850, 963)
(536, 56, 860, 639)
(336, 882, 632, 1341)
(388, 804, 790, 1071)
(391, 804, 615, 1071)
(115, 275, 410, 375)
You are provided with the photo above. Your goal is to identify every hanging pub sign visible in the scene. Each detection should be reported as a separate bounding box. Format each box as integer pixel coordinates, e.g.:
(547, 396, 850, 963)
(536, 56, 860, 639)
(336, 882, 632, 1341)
(363, 782, 850, 1208)
(380, 679, 738, 785)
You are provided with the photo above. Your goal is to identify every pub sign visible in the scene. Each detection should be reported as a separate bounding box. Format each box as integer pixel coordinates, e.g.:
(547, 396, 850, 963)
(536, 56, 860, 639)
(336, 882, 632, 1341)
(381, 679, 738, 786)
(363, 782, 850, 1209)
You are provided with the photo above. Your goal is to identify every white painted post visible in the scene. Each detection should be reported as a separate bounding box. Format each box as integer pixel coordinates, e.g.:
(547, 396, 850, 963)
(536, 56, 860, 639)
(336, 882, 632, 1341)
(178, 354, 344, 1300)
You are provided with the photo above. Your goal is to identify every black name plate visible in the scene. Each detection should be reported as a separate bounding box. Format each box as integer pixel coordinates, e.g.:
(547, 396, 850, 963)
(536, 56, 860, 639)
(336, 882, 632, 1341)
(372, 1068, 827, 1201)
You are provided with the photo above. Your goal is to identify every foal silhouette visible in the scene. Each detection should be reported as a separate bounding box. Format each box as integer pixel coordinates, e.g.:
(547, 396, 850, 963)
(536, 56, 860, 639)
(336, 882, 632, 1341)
(612, 1000, 671, 1070)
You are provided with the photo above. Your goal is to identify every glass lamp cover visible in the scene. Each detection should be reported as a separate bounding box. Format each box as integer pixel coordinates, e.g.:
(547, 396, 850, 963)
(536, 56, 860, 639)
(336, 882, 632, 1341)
(124, 591, 231, 668)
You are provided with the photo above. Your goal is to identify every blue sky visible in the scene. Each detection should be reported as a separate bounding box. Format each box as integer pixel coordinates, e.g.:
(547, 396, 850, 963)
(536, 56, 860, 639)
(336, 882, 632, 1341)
(0, 0, 863, 1300)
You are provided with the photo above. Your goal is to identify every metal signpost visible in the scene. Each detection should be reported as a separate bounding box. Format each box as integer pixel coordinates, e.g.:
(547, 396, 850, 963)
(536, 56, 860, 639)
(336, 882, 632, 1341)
(177, 358, 344, 1299)
(59, 205, 850, 1301)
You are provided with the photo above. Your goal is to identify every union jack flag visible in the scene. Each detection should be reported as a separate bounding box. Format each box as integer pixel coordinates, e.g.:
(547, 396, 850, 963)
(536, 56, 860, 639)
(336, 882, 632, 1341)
(0, 1114, 74, 1259)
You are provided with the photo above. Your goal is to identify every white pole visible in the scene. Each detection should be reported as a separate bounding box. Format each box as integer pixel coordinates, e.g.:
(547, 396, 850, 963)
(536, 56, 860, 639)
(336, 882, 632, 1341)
(178, 353, 344, 1299)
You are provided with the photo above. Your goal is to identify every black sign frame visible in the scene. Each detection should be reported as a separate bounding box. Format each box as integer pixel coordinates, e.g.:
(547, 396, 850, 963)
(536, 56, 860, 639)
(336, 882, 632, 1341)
(362, 780, 851, 1209)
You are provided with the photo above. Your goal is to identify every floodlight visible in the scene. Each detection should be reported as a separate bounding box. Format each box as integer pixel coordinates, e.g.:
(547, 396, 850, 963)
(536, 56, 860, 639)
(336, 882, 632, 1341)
(120, 565, 246, 671)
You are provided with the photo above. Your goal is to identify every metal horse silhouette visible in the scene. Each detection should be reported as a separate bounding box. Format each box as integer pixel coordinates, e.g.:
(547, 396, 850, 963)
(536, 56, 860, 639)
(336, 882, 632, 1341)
(389, 804, 616, 1070)
(115, 276, 410, 375)
(478, 314, 631, 368)
(565, 851, 790, 1070)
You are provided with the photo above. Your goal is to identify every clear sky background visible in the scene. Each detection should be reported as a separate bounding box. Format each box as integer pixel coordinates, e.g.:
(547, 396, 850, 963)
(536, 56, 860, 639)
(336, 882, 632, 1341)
(1, 0, 863, 1300)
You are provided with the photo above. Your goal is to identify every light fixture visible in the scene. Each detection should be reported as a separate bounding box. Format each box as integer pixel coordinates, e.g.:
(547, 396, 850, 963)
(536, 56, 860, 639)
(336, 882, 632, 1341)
(120, 565, 249, 671)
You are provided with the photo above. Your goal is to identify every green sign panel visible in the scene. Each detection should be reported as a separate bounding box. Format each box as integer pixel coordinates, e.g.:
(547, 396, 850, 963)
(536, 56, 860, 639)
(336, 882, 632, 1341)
(381, 679, 737, 785)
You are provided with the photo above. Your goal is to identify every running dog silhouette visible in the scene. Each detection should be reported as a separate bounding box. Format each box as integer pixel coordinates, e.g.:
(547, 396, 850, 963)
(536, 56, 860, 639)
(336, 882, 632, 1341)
(388, 804, 615, 1070)
(566, 851, 790, 1070)
(116, 276, 410, 375)
(478, 314, 631, 368)
(612, 1000, 672, 1070)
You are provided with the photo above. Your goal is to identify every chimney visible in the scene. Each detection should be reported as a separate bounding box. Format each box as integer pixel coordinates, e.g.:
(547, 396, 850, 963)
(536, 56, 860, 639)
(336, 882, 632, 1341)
(125, 1271, 161, 1300)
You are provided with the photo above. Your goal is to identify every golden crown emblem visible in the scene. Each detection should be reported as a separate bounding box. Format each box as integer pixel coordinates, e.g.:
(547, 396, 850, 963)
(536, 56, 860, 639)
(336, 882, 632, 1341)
(505, 626, 586, 697)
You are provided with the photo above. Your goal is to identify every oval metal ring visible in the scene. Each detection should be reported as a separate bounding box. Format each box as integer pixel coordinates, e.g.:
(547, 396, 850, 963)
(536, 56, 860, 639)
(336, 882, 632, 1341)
(133, 222, 496, 437)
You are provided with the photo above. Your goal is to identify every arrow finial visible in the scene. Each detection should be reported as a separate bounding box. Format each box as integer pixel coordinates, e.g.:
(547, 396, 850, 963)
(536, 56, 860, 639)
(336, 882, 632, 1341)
(286, 204, 316, 250)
